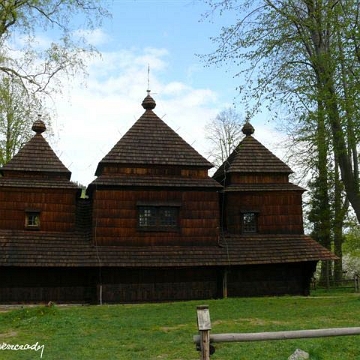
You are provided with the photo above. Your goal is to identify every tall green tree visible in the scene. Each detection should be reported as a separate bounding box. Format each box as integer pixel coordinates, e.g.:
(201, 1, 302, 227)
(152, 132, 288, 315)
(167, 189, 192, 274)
(332, 159, 349, 281)
(203, 0, 360, 223)
(0, 0, 110, 94)
(0, 1, 109, 164)
(307, 104, 332, 283)
(0, 76, 52, 166)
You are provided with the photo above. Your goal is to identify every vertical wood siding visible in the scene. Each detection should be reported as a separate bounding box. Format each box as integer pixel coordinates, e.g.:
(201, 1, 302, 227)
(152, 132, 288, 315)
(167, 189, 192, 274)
(92, 189, 220, 246)
(0, 188, 78, 231)
(227, 262, 316, 297)
(226, 191, 304, 234)
(98, 267, 220, 303)
(0, 267, 96, 303)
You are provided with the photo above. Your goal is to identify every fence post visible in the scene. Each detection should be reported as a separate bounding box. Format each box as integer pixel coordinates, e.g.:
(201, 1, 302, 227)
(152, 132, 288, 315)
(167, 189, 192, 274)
(355, 274, 359, 292)
(197, 305, 211, 360)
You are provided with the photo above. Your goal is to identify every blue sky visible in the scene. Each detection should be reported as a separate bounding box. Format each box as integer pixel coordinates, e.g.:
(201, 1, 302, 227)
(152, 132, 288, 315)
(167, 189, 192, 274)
(105, 1, 237, 93)
(42, 0, 284, 185)
(99, 0, 240, 102)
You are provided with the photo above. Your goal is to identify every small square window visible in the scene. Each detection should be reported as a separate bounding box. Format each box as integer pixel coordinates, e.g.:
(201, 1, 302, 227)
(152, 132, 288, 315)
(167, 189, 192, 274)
(25, 211, 40, 230)
(242, 212, 257, 233)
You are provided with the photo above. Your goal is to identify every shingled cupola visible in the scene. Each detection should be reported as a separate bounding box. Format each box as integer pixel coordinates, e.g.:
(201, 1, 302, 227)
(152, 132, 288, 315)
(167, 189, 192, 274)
(91, 91, 218, 179)
(88, 92, 222, 246)
(213, 122, 305, 235)
(0, 116, 80, 233)
(0, 116, 74, 181)
(213, 122, 293, 186)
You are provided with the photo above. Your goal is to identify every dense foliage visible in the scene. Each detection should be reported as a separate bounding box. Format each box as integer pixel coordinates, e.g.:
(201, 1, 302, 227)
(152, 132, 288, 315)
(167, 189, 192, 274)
(203, 0, 360, 280)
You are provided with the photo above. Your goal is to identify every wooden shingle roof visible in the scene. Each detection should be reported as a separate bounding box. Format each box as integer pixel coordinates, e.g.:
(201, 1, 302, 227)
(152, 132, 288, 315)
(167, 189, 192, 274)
(0, 231, 336, 268)
(213, 122, 292, 180)
(218, 234, 337, 264)
(95, 93, 213, 176)
(0, 119, 77, 189)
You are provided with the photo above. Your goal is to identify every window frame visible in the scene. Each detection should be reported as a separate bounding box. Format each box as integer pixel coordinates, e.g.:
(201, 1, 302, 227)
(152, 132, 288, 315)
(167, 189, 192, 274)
(25, 210, 41, 230)
(241, 211, 258, 234)
(137, 202, 180, 232)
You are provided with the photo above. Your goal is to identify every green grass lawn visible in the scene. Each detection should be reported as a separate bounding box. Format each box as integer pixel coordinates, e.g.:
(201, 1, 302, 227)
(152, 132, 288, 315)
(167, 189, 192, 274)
(0, 290, 360, 359)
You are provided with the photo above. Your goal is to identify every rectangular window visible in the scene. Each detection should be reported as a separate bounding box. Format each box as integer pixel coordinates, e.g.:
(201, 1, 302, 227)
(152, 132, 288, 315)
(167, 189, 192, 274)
(138, 205, 179, 231)
(25, 211, 40, 230)
(242, 212, 257, 233)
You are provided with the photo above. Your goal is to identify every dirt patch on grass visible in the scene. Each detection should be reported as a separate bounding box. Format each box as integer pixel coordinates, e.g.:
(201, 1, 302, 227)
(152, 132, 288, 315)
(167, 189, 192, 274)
(241, 317, 286, 326)
(0, 330, 17, 338)
(212, 318, 287, 327)
(160, 324, 188, 332)
(0, 305, 27, 313)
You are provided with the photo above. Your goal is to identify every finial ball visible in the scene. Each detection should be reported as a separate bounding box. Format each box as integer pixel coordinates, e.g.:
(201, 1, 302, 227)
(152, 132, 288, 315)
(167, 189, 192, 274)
(32, 116, 46, 134)
(242, 122, 254, 136)
(142, 91, 156, 110)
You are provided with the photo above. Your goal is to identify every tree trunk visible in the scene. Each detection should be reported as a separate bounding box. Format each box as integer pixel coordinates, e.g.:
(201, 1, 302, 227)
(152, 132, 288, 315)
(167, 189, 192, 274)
(323, 82, 360, 222)
(333, 162, 348, 282)
(315, 100, 332, 285)
(307, 1, 360, 223)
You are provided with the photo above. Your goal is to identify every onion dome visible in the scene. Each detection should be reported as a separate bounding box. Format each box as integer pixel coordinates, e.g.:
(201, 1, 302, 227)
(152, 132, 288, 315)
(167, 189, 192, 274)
(141, 90, 156, 110)
(32, 116, 46, 134)
(242, 122, 255, 136)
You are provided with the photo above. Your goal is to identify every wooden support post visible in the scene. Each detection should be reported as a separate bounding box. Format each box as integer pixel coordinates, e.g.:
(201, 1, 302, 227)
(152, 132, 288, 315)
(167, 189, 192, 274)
(222, 269, 228, 299)
(97, 284, 103, 305)
(197, 305, 211, 360)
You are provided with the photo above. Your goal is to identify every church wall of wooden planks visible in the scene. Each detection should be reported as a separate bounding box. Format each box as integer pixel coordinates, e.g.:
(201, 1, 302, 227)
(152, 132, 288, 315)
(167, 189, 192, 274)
(0, 93, 336, 303)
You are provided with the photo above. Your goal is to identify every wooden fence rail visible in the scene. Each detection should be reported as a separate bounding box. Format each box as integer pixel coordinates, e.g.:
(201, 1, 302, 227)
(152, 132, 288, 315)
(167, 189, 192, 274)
(194, 305, 360, 360)
(312, 274, 360, 291)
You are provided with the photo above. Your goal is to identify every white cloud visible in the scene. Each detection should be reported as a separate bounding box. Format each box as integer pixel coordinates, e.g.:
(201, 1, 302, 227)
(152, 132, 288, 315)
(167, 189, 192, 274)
(48, 45, 287, 187)
(50, 46, 220, 186)
(162, 81, 187, 95)
(15, 32, 285, 187)
(73, 28, 110, 46)
(5, 9, 290, 188)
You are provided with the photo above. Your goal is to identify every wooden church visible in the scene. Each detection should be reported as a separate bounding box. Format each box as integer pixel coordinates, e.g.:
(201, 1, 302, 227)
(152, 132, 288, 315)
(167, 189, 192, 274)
(0, 92, 335, 303)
